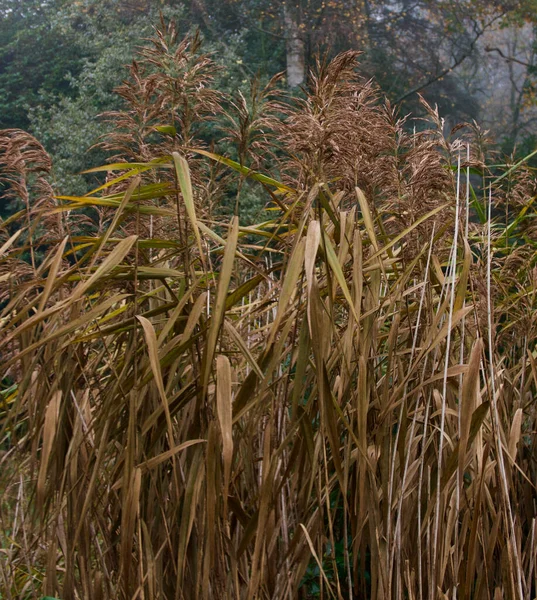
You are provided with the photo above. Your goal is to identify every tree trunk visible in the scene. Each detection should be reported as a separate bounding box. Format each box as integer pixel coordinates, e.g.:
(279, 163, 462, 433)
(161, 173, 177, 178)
(283, 2, 305, 88)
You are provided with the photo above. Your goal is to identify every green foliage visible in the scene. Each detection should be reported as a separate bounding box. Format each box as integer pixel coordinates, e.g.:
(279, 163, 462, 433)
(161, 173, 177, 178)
(24, 3, 255, 195)
(0, 0, 85, 130)
(27, 3, 189, 193)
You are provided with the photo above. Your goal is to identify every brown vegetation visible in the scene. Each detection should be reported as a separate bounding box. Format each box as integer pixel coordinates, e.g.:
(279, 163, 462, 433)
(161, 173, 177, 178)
(1, 25, 536, 600)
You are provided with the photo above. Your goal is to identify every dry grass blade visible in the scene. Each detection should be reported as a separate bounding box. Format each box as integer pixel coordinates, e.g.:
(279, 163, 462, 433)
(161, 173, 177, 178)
(173, 152, 205, 268)
(36, 236, 69, 313)
(72, 234, 138, 301)
(216, 355, 233, 518)
(459, 339, 483, 479)
(36, 390, 61, 514)
(137, 315, 174, 433)
(138, 439, 206, 470)
(202, 216, 239, 394)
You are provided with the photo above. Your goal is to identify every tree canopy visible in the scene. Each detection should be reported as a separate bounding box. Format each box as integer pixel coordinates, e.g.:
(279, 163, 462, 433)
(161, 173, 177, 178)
(0, 0, 536, 193)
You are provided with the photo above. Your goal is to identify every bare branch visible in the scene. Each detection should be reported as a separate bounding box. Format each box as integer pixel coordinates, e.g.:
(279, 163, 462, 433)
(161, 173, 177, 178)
(484, 46, 534, 68)
(394, 49, 472, 104)
(395, 11, 508, 104)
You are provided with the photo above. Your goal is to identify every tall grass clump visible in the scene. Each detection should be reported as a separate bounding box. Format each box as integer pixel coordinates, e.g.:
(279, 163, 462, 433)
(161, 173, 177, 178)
(1, 23, 537, 600)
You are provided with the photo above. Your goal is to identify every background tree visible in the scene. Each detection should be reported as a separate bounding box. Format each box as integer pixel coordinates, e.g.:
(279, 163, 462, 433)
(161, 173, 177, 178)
(0, 0, 85, 130)
(1, 0, 537, 197)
